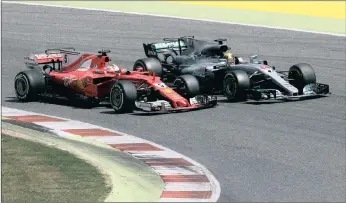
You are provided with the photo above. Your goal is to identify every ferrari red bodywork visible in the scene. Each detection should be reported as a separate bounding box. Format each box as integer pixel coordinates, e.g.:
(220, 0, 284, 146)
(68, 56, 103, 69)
(21, 49, 217, 112)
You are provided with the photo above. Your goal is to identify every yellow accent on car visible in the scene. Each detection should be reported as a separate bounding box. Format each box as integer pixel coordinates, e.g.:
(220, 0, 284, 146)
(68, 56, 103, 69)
(224, 52, 233, 59)
(163, 88, 174, 93)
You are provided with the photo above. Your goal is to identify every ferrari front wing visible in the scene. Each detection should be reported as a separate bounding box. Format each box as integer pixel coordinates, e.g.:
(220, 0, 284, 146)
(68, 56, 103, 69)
(135, 95, 217, 112)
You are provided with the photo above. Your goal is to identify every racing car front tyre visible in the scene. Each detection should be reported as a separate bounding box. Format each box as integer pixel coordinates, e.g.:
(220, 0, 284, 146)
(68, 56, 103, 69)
(175, 75, 200, 98)
(223, 70, 250, 102)
(133, 58, 163, 76)
(14, 69, 46, 101)
(288, 63, 316, 94)
(110, 80, 137, 113)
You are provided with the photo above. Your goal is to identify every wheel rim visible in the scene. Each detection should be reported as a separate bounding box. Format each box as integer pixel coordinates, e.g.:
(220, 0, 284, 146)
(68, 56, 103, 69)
(111, 86, 123, 110)
(15, 76, 29, 98)
(224, 77, 237, 99)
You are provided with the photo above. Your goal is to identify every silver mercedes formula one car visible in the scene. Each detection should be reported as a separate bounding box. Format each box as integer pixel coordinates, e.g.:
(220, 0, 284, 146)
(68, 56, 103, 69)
(134, 36, 330, 102)
(223, 55, 330, 102)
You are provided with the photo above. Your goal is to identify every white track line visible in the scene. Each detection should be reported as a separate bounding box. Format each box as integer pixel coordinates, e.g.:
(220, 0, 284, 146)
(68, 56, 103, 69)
(129, 151, 184, 159)
(151, 165, 206, 175)
(2, 107, 221, 202)
(87, 135, 146, 144)
(164, 182, 212, 191)
(2, 1, 345, 37)
(159, 198, 211, 202)
(34, 120, 101, 130)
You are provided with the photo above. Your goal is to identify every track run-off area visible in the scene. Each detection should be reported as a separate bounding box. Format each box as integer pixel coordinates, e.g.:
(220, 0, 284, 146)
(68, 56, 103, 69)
(1, 2, 346, 202)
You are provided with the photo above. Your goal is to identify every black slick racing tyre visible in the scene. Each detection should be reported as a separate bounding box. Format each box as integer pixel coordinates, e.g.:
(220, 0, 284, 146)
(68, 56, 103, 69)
(14, 69, 46, 101)
(288, 63, 316, 94)
(133, 58, 163, 76)
(223, 70, 250, 102)
(174, 74, 200, 98)
(109, 80, 137, 113)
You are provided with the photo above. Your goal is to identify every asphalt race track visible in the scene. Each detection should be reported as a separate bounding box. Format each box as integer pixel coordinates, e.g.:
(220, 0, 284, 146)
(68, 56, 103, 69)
(2, 4, 346, 202)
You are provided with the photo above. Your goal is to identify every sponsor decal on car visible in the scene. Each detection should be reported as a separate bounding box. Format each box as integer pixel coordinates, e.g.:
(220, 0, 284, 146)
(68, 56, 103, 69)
(147, 49, 156, 56)
(154, 83, 167, 88)
(153, 41, 187, 50)
(34, 53, 63, 59)
(63, 76, 77, 87)
(63, 76, 91, 90)
(84, 76, 93, 86)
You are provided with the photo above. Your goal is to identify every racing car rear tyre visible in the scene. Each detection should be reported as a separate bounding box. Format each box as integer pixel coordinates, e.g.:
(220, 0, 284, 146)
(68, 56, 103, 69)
(133, 58, 163, 76)
(288, 63, 316, 94)
(14, 69, 46, 101)
(175, 74, 200, 98)
(110, 80, 137, 113)
(223, 70, 250, 102)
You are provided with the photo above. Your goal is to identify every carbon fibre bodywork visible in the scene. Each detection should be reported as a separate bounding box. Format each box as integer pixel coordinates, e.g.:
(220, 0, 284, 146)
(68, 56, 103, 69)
(138, 37, 330, 102)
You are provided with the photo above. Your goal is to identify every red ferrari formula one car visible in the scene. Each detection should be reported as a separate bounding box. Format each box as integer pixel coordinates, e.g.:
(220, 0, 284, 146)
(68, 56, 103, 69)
(14, 48, 217, 113)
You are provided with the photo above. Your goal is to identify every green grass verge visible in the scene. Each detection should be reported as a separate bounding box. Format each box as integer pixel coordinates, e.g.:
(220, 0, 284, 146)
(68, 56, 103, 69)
(1, 121, 164, 202)
(28, 1, 345, 35)
(1, 133, 111, 202)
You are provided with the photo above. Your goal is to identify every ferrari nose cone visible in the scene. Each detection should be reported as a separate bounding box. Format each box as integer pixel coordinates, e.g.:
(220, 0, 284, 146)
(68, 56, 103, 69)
(176, 100, 188, 107)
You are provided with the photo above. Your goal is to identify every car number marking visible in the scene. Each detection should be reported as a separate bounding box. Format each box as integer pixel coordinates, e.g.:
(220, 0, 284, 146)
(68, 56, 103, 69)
(154, 83, 167, 88)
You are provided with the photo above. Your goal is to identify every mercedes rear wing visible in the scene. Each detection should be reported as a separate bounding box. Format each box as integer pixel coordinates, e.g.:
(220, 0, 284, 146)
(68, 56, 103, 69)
(143, 40, 188, 58)
(143, 36, 194, 58)
(163, 36, 194, 42)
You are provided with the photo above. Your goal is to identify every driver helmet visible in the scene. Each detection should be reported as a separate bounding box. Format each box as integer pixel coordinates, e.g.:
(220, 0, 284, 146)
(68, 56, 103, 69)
(223, 52, 234, 64)
(106, 63, 121, 73)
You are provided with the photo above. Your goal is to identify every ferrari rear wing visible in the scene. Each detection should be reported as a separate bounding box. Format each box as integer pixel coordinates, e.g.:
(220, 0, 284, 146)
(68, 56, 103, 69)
(24, 53, 64, 66)
(24, 47, 80, 67)
(45, 47, 80, 55)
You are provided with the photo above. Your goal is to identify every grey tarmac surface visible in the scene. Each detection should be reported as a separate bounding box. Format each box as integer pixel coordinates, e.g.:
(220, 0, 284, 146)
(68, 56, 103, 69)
(2, 3, 346, 202)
